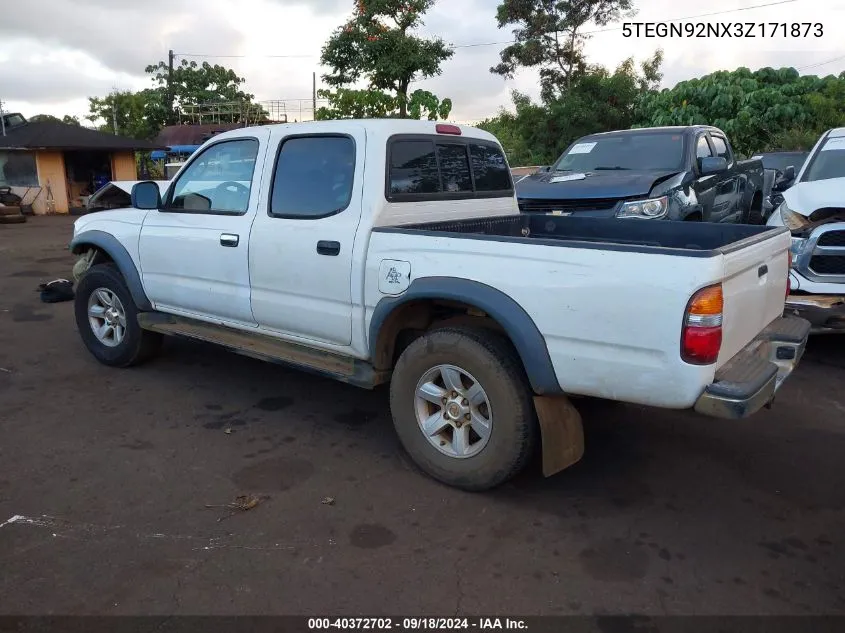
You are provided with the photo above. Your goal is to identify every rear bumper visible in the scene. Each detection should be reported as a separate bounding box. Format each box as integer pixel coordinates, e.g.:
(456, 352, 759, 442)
(784, 294, 845, 333)
(694, 316, 810, 420)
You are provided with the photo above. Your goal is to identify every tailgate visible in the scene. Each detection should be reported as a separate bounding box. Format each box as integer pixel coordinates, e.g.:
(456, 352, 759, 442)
(718, 230, 792, 369)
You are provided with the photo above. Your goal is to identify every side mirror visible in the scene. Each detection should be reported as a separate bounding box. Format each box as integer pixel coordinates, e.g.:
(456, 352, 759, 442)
(131, 181, 162, 210)
(700, 156, 728, 176)
(783, 165, 796, 181)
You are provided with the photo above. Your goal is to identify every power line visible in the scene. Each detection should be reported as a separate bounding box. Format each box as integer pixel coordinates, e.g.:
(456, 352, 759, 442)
(797, 54, 845, 71)
(175, 0, 802, 59)
(177, 53, 316, 59)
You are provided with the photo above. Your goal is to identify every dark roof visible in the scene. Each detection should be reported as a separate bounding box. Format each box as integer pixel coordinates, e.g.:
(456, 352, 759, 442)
(0, 120, 166, 152)
(588, 125, 724, 138)
(155, 123, 244, 147)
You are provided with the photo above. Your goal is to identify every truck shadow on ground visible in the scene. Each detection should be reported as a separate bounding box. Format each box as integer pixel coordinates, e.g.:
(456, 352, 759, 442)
(157, 332, 845, 523)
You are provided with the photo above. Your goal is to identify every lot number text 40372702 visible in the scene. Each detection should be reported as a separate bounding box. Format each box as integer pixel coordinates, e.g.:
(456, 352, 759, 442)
(307, 618, 528, 630)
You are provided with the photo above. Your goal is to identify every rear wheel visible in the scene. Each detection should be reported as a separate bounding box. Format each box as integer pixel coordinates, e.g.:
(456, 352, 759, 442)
(389, 326, 538, 491)
(74, 263, 162, 367)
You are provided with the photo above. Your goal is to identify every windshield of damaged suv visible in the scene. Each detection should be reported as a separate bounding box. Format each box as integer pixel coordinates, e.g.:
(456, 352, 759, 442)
(552, 132, 686, 173)
(802, 137, 845, 182)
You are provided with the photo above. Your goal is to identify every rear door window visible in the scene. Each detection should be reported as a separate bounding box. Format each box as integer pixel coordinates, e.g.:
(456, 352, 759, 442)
(269, 135, 356, 218)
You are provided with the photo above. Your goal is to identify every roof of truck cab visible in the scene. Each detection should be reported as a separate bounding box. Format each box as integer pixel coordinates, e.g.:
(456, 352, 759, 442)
(202, 119, 500, 145)
(826, 127, 845, 138)
(585, 125, 723, 137)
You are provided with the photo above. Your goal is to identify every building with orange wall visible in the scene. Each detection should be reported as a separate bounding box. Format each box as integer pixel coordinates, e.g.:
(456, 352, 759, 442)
(0, 113, 165, 214)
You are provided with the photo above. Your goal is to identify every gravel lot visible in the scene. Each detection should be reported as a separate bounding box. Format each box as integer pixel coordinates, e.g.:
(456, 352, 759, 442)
(1, 216, 844, 616)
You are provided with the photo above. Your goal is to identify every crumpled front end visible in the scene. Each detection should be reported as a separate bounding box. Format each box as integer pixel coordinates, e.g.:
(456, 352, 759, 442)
(769, 204, 845, 333)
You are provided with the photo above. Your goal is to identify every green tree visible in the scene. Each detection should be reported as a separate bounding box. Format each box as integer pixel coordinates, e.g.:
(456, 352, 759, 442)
(491, 0, 636, 102)
(86, 59, 266, 139)
(320, 0, 454, 118)
(145, 59, 259, 124)
(480, 50, 663, 166)
(29, 114, 81, 125)
(87, 90, 161, 139)
(315, 87, 453, 120)
(634, 66, 845, 155)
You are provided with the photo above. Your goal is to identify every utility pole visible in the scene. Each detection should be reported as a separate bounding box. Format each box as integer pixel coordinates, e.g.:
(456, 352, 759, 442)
(111, 85, 119, 135)
(312, 72, 317, 121)
(168, 49, 175, 124)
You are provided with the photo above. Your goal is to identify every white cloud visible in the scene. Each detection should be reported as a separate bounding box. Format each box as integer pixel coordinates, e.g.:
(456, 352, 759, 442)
(1, 0, 843, 124)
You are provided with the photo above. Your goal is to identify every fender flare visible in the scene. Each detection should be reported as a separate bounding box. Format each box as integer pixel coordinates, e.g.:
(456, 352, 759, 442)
(69, 230, 152, 311)
(369, 277, 563, 395)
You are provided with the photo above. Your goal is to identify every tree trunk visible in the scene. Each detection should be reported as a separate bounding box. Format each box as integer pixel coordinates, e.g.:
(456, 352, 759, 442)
(398, 79, 410, 118)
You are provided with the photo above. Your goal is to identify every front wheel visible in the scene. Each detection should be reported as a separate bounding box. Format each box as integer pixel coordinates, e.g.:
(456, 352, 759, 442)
(74, 263, 162, 367)
(389, 326, 538, 491)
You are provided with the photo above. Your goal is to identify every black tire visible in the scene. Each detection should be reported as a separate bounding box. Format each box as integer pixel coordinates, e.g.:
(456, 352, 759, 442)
(74, 263, 162, 367)
(389, 326, 538, 491)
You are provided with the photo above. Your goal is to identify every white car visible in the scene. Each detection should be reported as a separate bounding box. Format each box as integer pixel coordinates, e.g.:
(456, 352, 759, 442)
(69, 119, 809, 491)
(767, 127, 845, 333)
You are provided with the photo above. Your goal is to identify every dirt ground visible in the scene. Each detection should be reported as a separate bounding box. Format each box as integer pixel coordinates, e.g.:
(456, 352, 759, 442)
(1, 216, 844, 616)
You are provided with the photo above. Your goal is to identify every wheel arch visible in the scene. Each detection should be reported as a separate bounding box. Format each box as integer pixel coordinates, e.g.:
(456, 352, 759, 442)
(70, 230, 152, 311)
(369, 277, 563, 396)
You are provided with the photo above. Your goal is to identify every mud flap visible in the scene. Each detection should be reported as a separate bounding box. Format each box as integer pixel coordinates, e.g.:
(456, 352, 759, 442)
(533, 395, 585, 477)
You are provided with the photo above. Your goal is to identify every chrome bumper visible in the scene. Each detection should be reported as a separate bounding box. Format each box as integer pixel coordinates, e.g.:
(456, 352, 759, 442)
(784, 294, 845, 333)
(694, 316, 810, 420)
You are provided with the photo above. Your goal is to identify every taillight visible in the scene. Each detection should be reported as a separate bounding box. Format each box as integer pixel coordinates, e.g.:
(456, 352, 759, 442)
(786, 251, 792, 300)
(681, 284, 723, 365)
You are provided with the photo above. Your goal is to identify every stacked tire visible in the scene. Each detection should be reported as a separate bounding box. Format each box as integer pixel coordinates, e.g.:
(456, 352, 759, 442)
(0, 205, 27, 224)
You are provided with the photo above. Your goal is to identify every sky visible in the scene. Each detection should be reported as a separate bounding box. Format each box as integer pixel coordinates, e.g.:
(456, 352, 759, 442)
(0, 0, 843, 127)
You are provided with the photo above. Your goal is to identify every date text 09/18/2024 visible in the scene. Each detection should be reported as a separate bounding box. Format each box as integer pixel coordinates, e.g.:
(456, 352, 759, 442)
(307, 618, 528, 630)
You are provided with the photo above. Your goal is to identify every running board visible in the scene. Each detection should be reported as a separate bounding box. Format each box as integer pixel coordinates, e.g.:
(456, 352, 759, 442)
(137, 312, 389, 389)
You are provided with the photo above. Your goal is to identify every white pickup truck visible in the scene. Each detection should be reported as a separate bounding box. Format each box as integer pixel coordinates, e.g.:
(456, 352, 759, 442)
(69, 119, 810, 491)
(767, 127, 845, 333)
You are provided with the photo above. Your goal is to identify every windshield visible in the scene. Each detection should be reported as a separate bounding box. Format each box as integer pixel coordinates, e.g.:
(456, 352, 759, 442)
(802, 136, 845, 182)
(759, 153, 808, 172)
(553, 133, 686, 172)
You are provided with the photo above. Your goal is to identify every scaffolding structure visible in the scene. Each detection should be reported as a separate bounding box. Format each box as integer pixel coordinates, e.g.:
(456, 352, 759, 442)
(178, 101, 289, 126)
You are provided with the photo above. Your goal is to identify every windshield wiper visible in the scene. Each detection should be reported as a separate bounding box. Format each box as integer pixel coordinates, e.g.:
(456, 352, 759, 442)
(592, 166, 631, 171)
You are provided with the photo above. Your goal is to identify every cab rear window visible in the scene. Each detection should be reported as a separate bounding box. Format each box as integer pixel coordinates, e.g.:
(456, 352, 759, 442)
(387, 135, 513, 202)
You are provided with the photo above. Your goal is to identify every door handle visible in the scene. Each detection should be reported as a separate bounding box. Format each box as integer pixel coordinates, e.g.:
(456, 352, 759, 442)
(317, 240, 341, 256)
(758, 265, 768, 278)
(220, 234, 239, 247)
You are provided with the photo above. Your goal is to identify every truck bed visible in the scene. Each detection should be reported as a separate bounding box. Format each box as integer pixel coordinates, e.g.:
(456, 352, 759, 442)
(375, 214, 786, 257)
